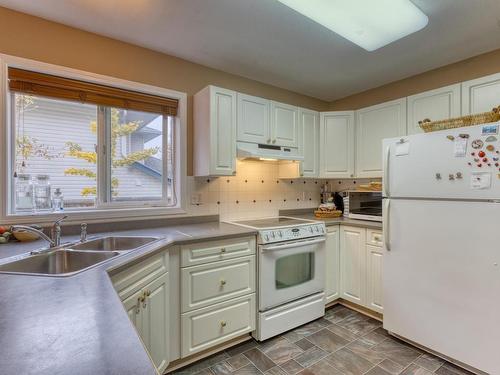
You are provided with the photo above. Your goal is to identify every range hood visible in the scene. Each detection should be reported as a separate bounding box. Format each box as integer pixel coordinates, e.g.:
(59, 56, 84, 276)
(237, 141, 304, 161)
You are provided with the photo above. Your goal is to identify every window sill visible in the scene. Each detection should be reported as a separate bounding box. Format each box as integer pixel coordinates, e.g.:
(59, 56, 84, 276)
(2, 206, 187, 226)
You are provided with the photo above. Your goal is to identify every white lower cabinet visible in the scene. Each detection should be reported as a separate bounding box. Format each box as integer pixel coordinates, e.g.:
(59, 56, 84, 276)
(181, 294, 256, 357)
(113, 252, 170, 374)
(337, 225, 383, 314)
(366, 245, 383, 314)
(180, 237, 256, 358)
(325, 225, 340, 304)
(340, 226, 366, 305)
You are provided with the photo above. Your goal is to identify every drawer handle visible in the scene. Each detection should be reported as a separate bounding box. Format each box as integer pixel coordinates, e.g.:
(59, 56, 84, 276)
(220, 279, 227, 286)
(220, 321, 227, 328)
(220, 247, 226, 253)
(373, 236, 381, 242)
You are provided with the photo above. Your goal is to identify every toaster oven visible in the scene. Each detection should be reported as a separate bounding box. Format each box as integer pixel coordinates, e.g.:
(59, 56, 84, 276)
(345, 191, 382, 222)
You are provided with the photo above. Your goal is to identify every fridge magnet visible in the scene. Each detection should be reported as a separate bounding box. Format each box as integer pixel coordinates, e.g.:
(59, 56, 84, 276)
(471, 139, 484, 149)
(458, 133, 469, 139)
(486, 144, 495, 152)
(446, 135, 455, 141)
(482, 124, 499, 135)
(485, 135, 497, 142)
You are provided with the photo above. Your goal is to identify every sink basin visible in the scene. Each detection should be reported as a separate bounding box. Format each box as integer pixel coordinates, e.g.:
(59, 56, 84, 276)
(71, 236, 159, 252)
(0, 250, 120, 276)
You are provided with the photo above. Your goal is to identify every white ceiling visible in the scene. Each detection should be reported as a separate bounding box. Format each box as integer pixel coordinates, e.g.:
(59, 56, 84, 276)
(1, 0, 500, 101)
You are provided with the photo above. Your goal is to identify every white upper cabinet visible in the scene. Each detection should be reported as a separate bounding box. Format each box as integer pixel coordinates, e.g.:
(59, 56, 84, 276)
(356, 98, 407, 178)
(320, 111, 355, 178)
(237, 93, 270, 144)
(462, 72, 500, 114)
(270, 101, 299, 147)
(194, 86, 237, 176)
(298, 108, 320, 177)
(407, 84, 461, 135)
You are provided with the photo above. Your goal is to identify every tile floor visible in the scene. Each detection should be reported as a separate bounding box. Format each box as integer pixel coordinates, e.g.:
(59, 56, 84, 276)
(171, 305, 475, 375)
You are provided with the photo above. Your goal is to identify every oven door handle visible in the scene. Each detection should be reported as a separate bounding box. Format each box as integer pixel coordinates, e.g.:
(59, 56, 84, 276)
(261, 237, 325, 251)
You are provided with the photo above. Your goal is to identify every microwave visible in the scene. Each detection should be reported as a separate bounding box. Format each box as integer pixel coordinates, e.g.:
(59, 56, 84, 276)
(345, 191, 382, 222)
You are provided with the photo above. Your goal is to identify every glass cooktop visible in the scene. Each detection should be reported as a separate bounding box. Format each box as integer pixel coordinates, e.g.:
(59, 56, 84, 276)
(232, 217, 314, 229)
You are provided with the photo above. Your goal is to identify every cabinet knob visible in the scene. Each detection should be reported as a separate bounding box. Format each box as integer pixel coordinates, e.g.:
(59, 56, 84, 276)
(267, 138, 271, 143)
(220, 279, 227, 286)
(350, 174, 354, 178)
(145, 290, 151, 297)
(272, 139, 276, 144)
(232, 171, 236, 175)
(220, 247, 226, 253)
(220, 321, 227, 328)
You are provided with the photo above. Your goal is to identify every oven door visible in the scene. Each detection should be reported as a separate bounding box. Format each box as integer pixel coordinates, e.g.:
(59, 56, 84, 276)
(259, 237, 325, 311)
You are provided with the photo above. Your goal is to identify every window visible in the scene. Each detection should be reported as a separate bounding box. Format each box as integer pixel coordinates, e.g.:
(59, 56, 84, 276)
(6, 66, 182, 216)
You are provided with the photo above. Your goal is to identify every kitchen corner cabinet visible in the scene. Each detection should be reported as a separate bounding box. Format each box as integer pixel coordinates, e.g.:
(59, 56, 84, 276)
(319, 111, 355, 178)
(407, 84, 461, 135)
(356, 98, 407, 178)
(325, 225, 340, 304)
(113, 252, 170, 374)
(339, 226, 383, 314)
(461, 72, 500, 114)
(194, 86, 237, 176)
(237, 93, 270, 144)
(299, 108, 320, 177)
(270, 101, 299, 147)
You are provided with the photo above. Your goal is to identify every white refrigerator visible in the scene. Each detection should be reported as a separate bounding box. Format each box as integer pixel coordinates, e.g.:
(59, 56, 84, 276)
(382, 123, 500, 375)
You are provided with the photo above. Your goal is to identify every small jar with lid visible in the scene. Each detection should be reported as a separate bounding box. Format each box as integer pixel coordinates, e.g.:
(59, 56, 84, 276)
(34, 174, 52, 212)
(15, 174, 34, 212)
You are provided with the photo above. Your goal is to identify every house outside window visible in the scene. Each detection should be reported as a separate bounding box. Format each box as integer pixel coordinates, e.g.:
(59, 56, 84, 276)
(0, 57, 186, 221)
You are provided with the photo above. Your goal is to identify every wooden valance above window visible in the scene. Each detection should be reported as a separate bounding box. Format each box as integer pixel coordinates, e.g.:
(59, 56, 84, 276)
(8, 67, 178, 116)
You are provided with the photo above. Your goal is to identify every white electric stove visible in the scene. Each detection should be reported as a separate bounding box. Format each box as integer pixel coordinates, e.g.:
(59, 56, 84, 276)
(229, 217, 326, 341)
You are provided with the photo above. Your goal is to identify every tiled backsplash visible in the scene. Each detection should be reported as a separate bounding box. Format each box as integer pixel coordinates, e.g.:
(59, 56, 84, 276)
(187, 159, 380, 221)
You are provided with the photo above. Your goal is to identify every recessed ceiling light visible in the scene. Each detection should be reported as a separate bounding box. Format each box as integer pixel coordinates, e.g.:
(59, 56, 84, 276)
(276, 0, 429, 51)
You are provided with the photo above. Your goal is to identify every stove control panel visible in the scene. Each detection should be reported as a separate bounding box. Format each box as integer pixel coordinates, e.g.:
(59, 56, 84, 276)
(259, 223, 326, 244)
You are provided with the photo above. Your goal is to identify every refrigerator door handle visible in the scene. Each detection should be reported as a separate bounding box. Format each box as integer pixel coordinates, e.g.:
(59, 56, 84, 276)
(383, 198, 391, 251)
(383, 145, 390, 197)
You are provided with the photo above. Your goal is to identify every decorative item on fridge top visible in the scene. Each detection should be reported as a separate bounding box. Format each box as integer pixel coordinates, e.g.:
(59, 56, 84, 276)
(419, 106, 500, 133)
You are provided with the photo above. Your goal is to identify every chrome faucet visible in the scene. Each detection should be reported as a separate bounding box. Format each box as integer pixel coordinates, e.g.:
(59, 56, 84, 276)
(12, 215, 67, 251)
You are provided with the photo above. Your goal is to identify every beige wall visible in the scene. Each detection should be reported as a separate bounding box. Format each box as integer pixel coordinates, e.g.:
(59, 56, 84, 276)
(0, 6, 328, 175)
(330, 48, 500, 110)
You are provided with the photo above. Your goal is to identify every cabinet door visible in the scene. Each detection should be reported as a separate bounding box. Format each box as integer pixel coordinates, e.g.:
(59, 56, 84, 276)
(319, 111, 355, 178)
(271, 101, 299, 147)
(325, 226, 340, 304)
(366, 245, 383, 314)
(299, 108, 319, 177)
(237, 93, 270, 144)
(462, 73, 500, 114)
(356, 99, 407, 178)
(211, 87, 237, 175)
(142, 273, 170, 374)
(122, 288, 145, 336)
(407, 84, 461, 135)
(340, 226, 366, 305)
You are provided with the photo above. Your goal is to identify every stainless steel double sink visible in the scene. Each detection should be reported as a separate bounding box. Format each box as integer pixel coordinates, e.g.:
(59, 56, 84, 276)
(0, 236, 160, 277)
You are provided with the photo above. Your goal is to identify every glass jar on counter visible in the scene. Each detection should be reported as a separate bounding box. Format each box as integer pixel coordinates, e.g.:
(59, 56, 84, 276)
(34, 174, 52, 212)
(15, 174, 34, 212)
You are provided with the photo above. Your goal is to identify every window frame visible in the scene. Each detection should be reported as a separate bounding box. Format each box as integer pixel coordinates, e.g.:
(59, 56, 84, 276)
(0, 54, 187, 224)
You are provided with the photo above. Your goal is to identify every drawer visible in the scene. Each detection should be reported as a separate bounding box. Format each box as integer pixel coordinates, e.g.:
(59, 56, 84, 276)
(112, 251, 168, 300)
(181, 294, 256, 357)
(181, 256, 255, 312)
(181, 236, 256, 267)
(366, 229, 383, 247)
